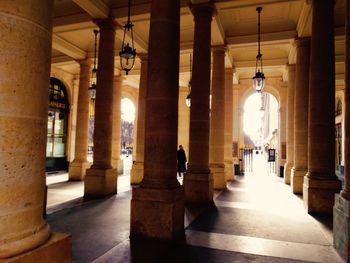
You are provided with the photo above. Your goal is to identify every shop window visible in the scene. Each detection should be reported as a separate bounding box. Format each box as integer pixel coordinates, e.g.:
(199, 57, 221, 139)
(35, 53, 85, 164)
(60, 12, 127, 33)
(46, 78, 69, 171)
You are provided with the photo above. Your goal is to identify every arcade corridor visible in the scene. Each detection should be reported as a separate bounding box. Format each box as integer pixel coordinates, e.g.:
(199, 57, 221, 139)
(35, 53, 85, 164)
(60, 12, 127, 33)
(46, 160, 342, 263)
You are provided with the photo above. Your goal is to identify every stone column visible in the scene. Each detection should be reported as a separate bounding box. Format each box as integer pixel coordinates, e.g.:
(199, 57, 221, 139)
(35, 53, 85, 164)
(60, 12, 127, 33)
(184, 2, 215, 204)
(210, 46, 226, 190)
(130, 54, 148, 184)
(224, 68, 235, 181)
(0, 0, 71, 261)
(111, 74, 123, 175)
(130, 0, 184, 240)
(85, 18, 118, 197)
(178, 86, 190, 155)
(304, 0, 341, 213)
(334, 0, 350, 260)
(68, 59, 92, 181)
(291, 38, 310, 193)
(283, 64, 295, 184)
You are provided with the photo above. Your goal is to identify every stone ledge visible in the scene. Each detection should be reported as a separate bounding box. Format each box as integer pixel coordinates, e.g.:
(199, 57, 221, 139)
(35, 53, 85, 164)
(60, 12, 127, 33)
(0, 233, 71, 263)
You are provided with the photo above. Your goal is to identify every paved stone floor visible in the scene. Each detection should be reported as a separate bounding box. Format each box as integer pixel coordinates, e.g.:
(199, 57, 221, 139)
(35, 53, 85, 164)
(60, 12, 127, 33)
(45, 155, 344, 263)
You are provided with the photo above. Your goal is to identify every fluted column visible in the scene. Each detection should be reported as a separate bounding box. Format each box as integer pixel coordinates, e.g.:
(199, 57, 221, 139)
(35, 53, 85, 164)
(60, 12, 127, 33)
(291, 38, 310, 193)
(84, 18, 118, 197)
(0, 1, 71, 261)
(303, 0, 341, 213)
(184, 2, 215, 204)
(333, 0, 350, 260)
(130, 0, 184, 240)
(284, 64, 295, 184)
(111, 74, 123, 174)
(210, 46, 226, 190)
(224, 68, 235, 181)
(68, 59, 92, 181)
(130, 54, 148, 184)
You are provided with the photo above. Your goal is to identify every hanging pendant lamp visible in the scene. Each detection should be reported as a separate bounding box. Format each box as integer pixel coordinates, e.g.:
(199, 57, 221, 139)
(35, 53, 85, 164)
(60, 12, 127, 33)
(89, 29, 99, 99)
(253, 7, 265, 92)
(119, 0, 136, 75)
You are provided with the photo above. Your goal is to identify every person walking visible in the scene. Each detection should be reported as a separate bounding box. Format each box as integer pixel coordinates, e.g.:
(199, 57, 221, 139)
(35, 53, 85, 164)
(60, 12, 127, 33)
(177, 145, 187, 177)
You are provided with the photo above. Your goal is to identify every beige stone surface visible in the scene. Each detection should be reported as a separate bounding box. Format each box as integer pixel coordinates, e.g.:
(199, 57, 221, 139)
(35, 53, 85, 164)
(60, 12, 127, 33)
(224, 68, 235, 181)
(0, 233, 72, 263)
(284, 64, 295, 185)
(0, 0, 54, 258)
(68, 60, 91, 181)
(186, 2, 215, 203)
(84, 168, 117, 197)
(130, 54, 147, 184)
(84, 18, 117, 196)
(111, 75, 123, 175)
(291, 168, 306, 194)
(68, 161, 91, 181)
(184, 172, 214, 204)
(303, 176, 341, 213)
(291, 38, 310, 194)
(333, 194, 350, 262)
(131, 187, 184, 240)
(210, 47, 226, 190)
(130, 162, 144, 185)
(178, 86, 190, 155)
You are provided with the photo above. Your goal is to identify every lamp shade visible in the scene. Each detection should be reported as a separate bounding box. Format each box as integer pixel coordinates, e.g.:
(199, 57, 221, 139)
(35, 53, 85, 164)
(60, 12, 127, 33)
(253, 70, 265, 92)
(186, 93, 191, 107)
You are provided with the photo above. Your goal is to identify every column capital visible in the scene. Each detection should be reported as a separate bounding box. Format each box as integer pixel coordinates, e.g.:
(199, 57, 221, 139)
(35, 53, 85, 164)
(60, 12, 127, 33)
(287, 63, 296, 71)
(93, 17, 119, 31)
(76, 58, 92, 67)
(211, 45, 227, 53)
(225, 67, 234, 75)
(114, 73, 123, 83)
(137, 53, 148, 61)
(294, 37, 311, 48)
(190, 1, 216, 19)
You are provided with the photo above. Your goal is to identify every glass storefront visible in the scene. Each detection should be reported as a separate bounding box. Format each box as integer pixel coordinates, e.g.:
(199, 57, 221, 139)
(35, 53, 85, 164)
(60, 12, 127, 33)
(46, 78, 69, 171)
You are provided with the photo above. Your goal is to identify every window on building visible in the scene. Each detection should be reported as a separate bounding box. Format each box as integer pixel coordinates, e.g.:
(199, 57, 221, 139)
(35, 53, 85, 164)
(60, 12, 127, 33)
(46, 78, 68, 160)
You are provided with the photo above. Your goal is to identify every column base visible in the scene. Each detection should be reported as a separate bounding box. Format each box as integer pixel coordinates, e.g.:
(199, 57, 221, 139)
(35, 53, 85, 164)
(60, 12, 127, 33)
(184, 172, 214, 205)
(303, 176, 341, 213)
(0, 233, 71, 263)
(130, 186, 184, 240)
(130, 162, 144, 185)
(210, 164, 226, 190)
(112, 159, 124, 175)
(224, 160, 235, 182)
(291, 167, 307, 194)
(333, 194, 350, 262)
(84, 167, 117, 197)
(68, 161, 91, 181)
(284, 162, 293, 185)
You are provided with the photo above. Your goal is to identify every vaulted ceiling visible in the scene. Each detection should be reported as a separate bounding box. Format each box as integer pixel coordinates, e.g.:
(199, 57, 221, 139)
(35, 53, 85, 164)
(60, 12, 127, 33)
(52, 0, 346, 88)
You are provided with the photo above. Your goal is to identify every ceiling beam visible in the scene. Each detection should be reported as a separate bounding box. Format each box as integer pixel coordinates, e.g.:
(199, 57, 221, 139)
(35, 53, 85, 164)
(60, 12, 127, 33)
(296, 1, 312, 37)
(211, 14, 226, 45)
(52, 35, 87, 60)
(233, 57, 288, 68)
(226, 30, 297, 46)
(216, 0, 300, 11)
(72, 0, 109, 18)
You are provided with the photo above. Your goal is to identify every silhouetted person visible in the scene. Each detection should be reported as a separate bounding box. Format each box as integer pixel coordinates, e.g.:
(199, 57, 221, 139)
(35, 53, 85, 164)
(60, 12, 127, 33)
(177, 145, 187, 177)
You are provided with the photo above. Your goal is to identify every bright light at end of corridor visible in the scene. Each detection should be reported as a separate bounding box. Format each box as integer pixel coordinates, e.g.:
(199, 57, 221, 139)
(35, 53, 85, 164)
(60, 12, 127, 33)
(121, 98, 135, 122)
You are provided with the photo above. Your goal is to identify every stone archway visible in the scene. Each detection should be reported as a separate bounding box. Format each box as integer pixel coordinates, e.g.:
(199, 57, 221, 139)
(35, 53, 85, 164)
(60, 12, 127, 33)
(237, 82, 284, 176)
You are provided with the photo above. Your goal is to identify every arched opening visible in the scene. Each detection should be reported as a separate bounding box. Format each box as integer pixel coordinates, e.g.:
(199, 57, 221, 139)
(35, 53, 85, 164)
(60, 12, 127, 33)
(46, 78, 69, 172)
(242, 92, 279, 176)
(121, 97, 135, 171)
